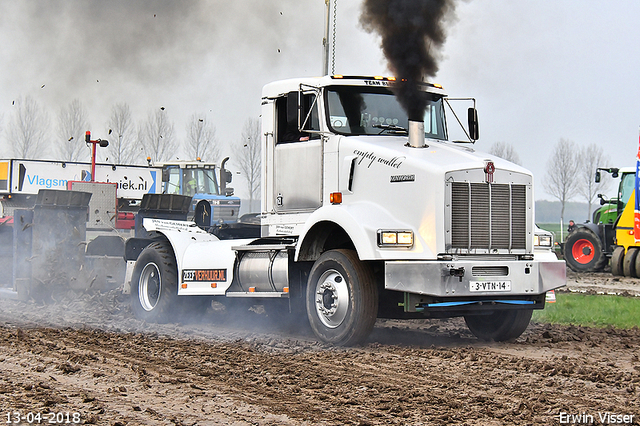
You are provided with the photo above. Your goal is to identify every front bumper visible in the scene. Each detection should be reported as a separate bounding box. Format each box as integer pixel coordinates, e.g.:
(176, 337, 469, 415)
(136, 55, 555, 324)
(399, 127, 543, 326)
(384, 258, 566, 298)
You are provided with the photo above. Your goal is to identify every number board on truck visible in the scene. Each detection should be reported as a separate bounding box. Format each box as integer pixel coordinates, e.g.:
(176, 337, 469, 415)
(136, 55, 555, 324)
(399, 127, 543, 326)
(182, 269, 227, 283)
(469, 281, 511, 292)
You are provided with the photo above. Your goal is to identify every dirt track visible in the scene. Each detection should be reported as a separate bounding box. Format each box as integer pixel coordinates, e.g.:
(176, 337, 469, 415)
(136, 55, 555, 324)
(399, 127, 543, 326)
(1, 273, 639, 425)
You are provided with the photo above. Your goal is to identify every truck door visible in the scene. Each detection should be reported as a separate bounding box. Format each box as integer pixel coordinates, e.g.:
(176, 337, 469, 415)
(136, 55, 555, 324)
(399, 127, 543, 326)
(274, 91, 322, 211)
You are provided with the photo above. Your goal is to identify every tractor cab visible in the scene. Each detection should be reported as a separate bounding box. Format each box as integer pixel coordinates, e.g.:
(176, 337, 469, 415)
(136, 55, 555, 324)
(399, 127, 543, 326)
(593, 167, 635, 225)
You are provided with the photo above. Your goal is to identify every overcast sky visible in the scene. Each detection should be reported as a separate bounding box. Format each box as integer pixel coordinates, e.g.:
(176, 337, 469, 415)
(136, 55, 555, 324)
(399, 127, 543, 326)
(1, 0, 638, 201)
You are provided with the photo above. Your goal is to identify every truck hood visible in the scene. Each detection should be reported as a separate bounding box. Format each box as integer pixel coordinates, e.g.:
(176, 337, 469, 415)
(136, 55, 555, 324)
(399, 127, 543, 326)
(339, 135, 531, 179)
(333, 134, 534, 259)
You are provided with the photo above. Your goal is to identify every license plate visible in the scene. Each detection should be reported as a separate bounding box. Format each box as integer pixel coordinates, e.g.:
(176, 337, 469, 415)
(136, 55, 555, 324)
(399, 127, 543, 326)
(469, 281, 511, 292)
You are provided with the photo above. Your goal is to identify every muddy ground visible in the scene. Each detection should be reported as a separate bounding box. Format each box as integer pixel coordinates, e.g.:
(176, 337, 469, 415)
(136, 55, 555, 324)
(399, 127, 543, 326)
(1, 272, 639, 425)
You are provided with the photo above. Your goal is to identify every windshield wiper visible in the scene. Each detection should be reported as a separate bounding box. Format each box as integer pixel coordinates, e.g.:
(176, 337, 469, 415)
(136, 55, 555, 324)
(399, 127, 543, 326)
(372, 124, 407, 135)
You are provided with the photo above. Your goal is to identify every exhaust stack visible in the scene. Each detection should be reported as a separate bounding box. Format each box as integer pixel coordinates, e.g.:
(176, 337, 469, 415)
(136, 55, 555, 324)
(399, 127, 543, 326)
(408, 120, 426, 148)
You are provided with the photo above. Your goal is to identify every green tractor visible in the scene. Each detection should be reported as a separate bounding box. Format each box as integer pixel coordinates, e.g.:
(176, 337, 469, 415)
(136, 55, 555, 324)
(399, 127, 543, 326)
(563, 167, 635, 272)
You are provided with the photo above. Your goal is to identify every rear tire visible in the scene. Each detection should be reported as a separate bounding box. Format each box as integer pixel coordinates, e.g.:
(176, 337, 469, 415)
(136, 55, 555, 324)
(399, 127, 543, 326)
(306, 250, 378, 346)
(564, 229, 607, 272)
(130, 241, 179, 323)
(623, 247, 639, 277)
(464, 309, 533, 342)
(611, 246, 625, 276)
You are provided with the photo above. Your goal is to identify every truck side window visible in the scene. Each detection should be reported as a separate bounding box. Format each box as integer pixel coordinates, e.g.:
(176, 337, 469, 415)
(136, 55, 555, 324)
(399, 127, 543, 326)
(301, 93, 320, 134)
(276, 93, 320, 144)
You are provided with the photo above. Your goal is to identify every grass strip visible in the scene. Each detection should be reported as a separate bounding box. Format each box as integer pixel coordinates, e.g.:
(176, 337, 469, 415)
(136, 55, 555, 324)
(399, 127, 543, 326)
(533, 292, 640, 329)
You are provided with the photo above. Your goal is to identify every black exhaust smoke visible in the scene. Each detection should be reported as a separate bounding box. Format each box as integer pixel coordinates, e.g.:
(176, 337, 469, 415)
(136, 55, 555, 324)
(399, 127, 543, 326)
(360, 0, 456, 121)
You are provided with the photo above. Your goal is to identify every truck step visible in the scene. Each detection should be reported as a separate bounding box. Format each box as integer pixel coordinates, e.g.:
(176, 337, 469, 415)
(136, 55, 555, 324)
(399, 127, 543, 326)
(225, 291, 289, 298)
(232, 243, 295, 252)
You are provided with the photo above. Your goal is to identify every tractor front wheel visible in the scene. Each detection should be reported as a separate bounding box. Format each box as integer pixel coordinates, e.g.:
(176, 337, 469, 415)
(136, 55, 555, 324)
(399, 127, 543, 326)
(564, 229, 607, 272)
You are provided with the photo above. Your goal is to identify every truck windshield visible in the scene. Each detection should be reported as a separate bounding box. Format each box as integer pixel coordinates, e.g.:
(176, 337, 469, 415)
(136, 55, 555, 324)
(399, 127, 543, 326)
(325, 85, 447, 140)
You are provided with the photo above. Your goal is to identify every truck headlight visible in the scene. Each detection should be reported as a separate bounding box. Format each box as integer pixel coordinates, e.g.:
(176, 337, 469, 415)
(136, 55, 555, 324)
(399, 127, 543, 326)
(378, 230, 413, 247)
(534, 234, 552, 248)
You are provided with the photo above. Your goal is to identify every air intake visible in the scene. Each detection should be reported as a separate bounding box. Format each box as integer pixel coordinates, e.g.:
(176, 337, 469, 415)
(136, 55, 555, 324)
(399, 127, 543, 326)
(450, 182, 527, 251)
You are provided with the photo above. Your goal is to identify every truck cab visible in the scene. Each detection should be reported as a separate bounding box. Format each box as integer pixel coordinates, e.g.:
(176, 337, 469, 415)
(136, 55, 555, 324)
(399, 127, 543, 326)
(126, 75, 566, 346)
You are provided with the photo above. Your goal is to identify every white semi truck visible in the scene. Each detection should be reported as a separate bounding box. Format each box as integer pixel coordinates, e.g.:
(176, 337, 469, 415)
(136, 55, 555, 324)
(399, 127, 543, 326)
(124, 75, 566, 345)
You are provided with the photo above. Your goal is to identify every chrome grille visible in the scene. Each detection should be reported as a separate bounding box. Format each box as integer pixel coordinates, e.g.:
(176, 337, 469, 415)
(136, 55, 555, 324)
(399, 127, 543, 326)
(451, 182, 527, 251)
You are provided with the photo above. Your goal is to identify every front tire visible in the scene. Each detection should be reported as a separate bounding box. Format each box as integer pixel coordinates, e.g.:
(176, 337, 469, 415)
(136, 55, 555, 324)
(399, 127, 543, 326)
(130, 241, 179, 323)
(564, 229, 607, 272)
(306, 250, 378, 346)
(464, 309, 533, 342)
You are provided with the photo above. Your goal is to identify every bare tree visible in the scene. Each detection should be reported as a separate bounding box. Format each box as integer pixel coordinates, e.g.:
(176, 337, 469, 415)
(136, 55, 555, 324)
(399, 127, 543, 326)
(489, 141, 521, 165)
(106, 103, 138, 164)
(6, 96, 49, 159)
(233, 117, 261, 211)
(139, 108, 177, 163)
(577, 143, 611, 221)
(185, 114, 219, 162)
(543, 138, 580, 223)
(56, 99, 90, 161)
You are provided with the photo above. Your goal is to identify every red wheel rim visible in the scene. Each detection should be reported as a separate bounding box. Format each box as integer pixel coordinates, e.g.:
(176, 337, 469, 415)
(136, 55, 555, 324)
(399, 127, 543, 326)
(571, 238, 595, 264)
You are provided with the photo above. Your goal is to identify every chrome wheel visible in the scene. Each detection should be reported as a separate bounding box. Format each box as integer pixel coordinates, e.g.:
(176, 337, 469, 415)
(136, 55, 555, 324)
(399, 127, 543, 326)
(138, 262, 161, 312)
(314, 269, 350, 328)
(306, 250, 378, 346)
(130, 241, 179, 323)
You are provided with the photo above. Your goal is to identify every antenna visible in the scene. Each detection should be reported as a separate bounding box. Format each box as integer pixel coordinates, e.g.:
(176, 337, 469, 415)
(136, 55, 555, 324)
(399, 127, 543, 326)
(322, 0, 331, 75)
(322, 0, 337, 75)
